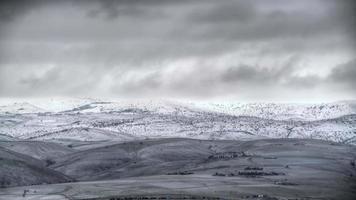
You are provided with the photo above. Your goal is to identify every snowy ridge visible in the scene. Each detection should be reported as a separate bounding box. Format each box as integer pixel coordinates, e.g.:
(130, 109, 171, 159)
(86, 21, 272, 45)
(188, 101, 356, 121)
(0, 102, 45, 114)
(0, 98, 355, 144)
(1, 98, 356, 121)
(0, 98, 190, 115)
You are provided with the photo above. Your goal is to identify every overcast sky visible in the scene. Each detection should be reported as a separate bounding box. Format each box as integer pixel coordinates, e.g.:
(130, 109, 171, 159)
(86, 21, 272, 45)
(0, 0, 355, 102)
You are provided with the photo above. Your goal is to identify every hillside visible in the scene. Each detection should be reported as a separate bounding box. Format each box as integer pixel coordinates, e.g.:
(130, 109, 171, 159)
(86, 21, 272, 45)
(0, 99, 355, 144)
(0, 146, 72, 188)
(0, 138, 355, 199)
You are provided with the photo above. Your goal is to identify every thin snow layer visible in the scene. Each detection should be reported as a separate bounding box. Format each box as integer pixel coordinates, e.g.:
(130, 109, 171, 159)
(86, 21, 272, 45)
(1, 98, 356, 120)
(0, 98, 355, 144)
(189, 101, 356, 121)
(0, 102, 45, 114)
(0, 106, 355, 144)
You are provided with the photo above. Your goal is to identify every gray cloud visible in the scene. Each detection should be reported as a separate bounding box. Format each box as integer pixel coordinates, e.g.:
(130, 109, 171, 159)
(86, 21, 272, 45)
(109, 56, 321, 99)
(0, 0, 37, 22)
(331, 0, 356, 45)
(221, 56, 300, 84)
(189, 1, 256, 23)
(329, 59, 356, 91)
(184, 2, 347, 43)
(0, 0, 355, 101)
(83, 0, 193, 20)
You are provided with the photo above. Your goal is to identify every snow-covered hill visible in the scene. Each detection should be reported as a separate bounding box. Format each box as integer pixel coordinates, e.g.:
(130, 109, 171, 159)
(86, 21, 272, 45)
(189, 101, 356, 121)
(0, 98, 355, 144)
(0, 102, 45, 114)
(1, 98, 355, 121)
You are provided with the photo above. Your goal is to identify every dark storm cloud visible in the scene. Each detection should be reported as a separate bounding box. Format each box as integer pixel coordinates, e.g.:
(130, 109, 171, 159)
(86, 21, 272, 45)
(112, 56, 317, 98)
(331, 0, 356, 45)
(0, 0, 43, 38)
(189, 1, 256, 23)
(329, 59, 356, 91)
(184, 1, 346, 42)
(83, 0, 193, 19)
(221, 56, 300, 84)
(221, 65, 279, 84)
(0, 0, 355, 101)
(0, 0, 36, 22)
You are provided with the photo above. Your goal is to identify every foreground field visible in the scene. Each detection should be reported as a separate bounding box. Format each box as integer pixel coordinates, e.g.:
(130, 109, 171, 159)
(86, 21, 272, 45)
(0, 138, 355, 199)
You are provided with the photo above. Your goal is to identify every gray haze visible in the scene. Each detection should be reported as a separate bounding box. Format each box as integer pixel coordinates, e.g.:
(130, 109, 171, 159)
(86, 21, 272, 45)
(0, 0, 355, 102)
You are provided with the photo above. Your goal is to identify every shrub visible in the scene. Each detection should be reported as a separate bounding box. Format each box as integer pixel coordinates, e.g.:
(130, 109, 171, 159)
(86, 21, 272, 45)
(45, 159, 56, 167)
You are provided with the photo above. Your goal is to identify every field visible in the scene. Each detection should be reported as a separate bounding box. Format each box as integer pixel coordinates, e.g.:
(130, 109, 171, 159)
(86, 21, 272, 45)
(0, 138, 355, 200)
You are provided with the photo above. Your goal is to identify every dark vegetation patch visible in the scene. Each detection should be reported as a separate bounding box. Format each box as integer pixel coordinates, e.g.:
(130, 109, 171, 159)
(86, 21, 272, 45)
(93, 194, 225, 200)
(237, 171, 284, 177)
(244, 166, 263, 171)
(208, 151, 253, 160)
(167, 171, 194, 175)
(241, 194, 279, 199)
(274, 180, 298, 186)
(45, 158, 56, 167)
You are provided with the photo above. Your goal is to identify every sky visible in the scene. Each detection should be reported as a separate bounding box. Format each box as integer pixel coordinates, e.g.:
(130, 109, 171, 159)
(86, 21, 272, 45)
(0, 0, 355, 103)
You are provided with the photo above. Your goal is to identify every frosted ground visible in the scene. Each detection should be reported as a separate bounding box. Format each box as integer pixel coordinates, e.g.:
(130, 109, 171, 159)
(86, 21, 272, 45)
(0, 98, 355, 144)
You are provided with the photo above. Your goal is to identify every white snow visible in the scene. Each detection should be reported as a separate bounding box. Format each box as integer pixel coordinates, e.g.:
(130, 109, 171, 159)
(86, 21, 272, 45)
(0, 98, 355, 144)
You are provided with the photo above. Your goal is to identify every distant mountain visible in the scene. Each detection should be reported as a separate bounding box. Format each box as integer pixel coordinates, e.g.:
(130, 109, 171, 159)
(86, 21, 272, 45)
(189, 101, 356, 121)
(0, 98, 355, 144)
(0, 102, 45, 114)
(1, 98, 356, 121)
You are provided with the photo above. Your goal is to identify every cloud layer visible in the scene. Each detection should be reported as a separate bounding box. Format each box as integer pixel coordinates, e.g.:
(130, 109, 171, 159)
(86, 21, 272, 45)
(0, 0, 355, 102)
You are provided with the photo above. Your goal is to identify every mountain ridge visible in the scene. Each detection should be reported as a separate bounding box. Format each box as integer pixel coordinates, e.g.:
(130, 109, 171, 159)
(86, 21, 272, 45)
(1, 98, 356, 121)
